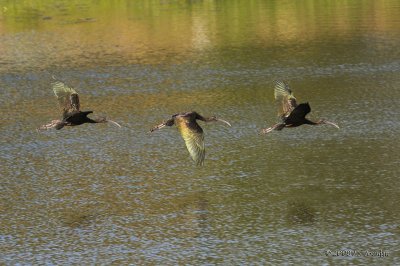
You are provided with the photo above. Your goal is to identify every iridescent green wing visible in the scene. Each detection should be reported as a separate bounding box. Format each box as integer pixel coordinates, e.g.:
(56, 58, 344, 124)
(52, 81, 80, 118)
(176, 118, 205, 166)
(274, 80, 297, 118)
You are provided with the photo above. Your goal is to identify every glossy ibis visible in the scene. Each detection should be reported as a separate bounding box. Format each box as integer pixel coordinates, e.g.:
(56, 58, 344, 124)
(261, 80, 339, 134)
(38, 81, 121, 131)
(150, 111, 231, 165)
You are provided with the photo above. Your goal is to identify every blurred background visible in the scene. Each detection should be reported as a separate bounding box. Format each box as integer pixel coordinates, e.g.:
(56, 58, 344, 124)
(0, 0, 399, 264)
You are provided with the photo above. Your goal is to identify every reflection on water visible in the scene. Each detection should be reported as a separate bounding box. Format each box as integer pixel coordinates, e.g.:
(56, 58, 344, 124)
(0, 0, 400, 264)
(0, 0, 399, 70)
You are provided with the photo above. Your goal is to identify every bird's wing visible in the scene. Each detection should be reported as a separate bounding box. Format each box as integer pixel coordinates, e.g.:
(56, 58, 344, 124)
(274, 80, 297, 118)
(177, 121, 205, 166)
(52, 81, 80, 118)
(285, 103, 311, 122)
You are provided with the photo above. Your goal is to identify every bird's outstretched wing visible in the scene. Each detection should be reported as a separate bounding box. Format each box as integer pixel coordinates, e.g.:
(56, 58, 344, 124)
(274, 80, 297, 118)
(52, 81, 80, 118)
(177, 120, 205, 166)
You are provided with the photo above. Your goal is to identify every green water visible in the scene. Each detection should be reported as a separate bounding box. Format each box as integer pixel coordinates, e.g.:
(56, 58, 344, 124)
(0, 0, 399, 264)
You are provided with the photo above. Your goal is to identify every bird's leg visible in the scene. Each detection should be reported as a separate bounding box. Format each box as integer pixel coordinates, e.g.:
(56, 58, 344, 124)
(149, 118, 175, 132)
(260, 123, 285, 134)
(37, 120, 65, 131)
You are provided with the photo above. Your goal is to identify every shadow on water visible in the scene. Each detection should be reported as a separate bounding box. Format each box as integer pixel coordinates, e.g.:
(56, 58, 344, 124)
(61, 210, 97, 228)
(286, 201, 316, 226)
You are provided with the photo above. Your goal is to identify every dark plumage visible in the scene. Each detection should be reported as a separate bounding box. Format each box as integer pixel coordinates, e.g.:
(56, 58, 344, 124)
(149, 111, 231, 165)
(261, 80, 339, 134)
(38, 81, 121, 131)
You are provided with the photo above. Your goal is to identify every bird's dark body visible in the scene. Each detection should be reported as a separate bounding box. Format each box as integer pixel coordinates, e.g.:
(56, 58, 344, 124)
(283, 103, 314, 127)
(65, 111, 95, 125)
(173, 111, 202, 120)
(173, 112, 204, 134)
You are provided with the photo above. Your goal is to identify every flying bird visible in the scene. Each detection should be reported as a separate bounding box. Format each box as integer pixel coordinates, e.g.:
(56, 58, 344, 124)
(261, 80, 339, 134)
(38, 81, 121, 131)
(149, 111, 231, 165)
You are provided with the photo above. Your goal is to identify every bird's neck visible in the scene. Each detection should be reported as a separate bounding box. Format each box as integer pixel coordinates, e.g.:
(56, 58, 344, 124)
(193, 113, 206, 122)
(304, 119, 318, 125)
(87, 117, 99, 123)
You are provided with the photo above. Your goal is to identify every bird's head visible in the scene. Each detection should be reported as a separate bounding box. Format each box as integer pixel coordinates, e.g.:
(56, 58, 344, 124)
(317, 119, 340, 129)
(209, 116, 232, 127)
(93, 116, 121, 128)
(94, 116, 107, 123)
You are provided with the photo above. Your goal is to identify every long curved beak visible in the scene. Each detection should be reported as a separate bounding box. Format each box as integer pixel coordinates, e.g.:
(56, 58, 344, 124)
(216, 118, 232, 127)
(324, 120, 340, 129)
(107, 119, 121, 128)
